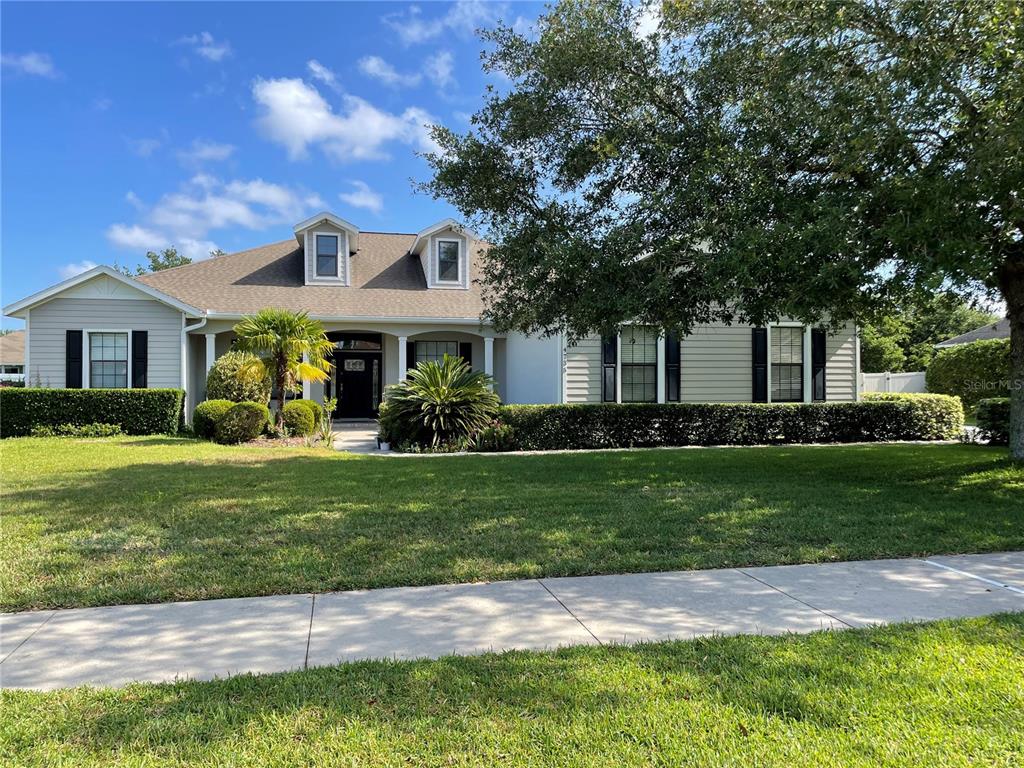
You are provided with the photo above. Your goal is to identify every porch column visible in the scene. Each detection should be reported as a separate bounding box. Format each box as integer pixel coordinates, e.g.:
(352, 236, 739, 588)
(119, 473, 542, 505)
(656, 334, 666, 403)
(398, 336, 408, 377)
(205, 333, 216, 375)
(483, 336, 494, 381)
(302, 352, 311, 399)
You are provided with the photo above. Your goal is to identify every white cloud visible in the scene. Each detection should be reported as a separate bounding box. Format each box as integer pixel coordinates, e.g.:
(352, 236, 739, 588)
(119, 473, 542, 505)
(176, 31, 232, 62)
(358, 56, 422, 88)
(125, 191, 145, 210)
(339, 181, 384, 214)
(252, 77, 438, 161)
(106, 175, 322, 258)
(92, 96, 113, 111)
(178, 139, 236, 165)
(59, 260, 99, 280)
(425, 51, 455, 88)
(126, 136, 163, 158)
(307, 59, 341, 92)
(1, 52, 60, 78)
(383, 1, 504, 45)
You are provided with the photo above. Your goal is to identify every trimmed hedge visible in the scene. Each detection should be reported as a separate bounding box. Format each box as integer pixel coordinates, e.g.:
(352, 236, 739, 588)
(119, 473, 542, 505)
(214, 401, 271, 444)
(976, 398, 1010, 445)
(491, 395, 963, 451)
(0, 388, 184, 438)
(282, 400, 316, 436)
(926, 338, 1010, 407)
(193, 399, 235, 440)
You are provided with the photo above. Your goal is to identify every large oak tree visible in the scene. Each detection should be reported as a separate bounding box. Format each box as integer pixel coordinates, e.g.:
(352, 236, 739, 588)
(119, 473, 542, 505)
(424, 0, 1024, 457)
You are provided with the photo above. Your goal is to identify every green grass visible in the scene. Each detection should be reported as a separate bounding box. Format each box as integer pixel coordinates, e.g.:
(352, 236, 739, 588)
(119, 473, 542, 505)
(2, 614, 1022, 766)
(1, 437, 1021, 611)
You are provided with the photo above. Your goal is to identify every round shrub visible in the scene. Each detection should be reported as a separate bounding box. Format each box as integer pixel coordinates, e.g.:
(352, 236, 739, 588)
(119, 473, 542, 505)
(926, 338, 1009, 408)
(215, 401, 271, 444)
(295, 398, 324, 428)
(206, 351, 272, 405)
(976, 397, 1010, 445)
(193, 399, 235, 439)
(282, 400, 316, 436)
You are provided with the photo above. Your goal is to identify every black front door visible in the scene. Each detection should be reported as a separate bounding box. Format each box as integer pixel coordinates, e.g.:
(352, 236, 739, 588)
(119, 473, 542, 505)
(331, 353, 381, 418)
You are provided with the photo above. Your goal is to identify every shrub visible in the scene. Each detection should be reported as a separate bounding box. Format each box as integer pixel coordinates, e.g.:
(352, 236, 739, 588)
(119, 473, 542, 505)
(0, 388, 184, 438)
(193, 399, 235, 439)
(379, 355, 500, 449)
(282, 400, 316, 436)
(214, 401, 271, 444)
(295, 398, 323, 427)
(976, 398, 1010, 445)
(206, 351, 272, 405)
(30, 422, 123, 438)
(926, 338, 1010, 407)
(488, 395, 963, 452)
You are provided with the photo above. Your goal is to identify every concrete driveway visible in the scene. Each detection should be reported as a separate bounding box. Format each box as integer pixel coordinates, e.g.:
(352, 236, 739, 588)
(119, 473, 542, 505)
(2, 552, 1021, 691)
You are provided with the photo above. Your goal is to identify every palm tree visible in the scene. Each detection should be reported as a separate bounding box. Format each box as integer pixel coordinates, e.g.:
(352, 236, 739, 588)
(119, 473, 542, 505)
(233, 308, 334, 428)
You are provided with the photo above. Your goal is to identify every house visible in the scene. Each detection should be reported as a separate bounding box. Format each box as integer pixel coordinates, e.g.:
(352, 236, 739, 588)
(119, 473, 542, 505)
(0, 329, 26, 383)
(935, 318, 1009, 348)
(2, 212, 860, 420)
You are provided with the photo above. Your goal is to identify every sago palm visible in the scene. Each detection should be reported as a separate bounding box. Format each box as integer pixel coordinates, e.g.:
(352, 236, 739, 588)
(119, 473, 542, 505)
(233, 308, 334, 427)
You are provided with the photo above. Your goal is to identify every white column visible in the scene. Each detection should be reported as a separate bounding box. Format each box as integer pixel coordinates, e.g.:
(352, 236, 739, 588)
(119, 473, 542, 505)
(765, 325, 772, 403)
(802, 326, 812, 402)
(205, 333, 217, 375)
(656, 334, 666, 404)
(398, 336, 408, 377)
(483, 336, 494, 377)
(302, 352, 311, 399)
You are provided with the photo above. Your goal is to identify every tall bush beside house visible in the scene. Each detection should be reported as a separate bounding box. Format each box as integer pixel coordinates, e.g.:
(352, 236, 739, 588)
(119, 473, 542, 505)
(206, 351, 272, 404)
(925, 338, 1010, 408)
(232, 309, 334, 429)
(379, 355, 499, 450)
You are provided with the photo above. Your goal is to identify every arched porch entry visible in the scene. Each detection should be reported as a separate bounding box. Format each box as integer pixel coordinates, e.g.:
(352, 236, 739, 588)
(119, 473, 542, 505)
(324, 331, 384, 419)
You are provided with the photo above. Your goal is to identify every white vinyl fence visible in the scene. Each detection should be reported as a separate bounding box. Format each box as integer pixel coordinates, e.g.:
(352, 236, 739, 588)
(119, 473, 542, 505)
(860, 371, 927, 394)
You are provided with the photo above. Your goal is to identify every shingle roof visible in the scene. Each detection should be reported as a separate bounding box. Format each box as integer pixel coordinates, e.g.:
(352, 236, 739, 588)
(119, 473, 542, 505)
(0, 329, 25, 364)
(935, 318, 1009, 348)
(137, 232, 486, 319)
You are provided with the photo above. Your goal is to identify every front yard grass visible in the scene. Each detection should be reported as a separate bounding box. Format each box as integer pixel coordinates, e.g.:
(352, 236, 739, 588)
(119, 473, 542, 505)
(1, 437, 1021, 611)
(2, 614, 1022, 766)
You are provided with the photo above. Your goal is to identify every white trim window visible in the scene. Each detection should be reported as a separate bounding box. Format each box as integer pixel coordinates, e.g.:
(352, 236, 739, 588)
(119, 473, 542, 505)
(415, 340, 458, 364)
(771, 326, 804, 402)
(436, 238, 461, 283)
(620, 325, 658, 403)
(315, 233, 341, 278)
(88, 331, 130, 388)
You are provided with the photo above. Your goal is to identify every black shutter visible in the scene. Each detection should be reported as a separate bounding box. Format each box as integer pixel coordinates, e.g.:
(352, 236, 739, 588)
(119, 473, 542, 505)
(601, 335, 617, 402)
(131, 331, 148, 388)
(665, 331, 680, 402)
(811, 328, 826, 401)
(459, 342, 473, 367)
(406, 340, 416, 376)
(66, 330, 83, 388)
(752, 328, 768, 402)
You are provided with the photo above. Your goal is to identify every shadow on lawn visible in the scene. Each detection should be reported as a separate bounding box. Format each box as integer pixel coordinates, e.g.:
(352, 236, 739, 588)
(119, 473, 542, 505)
(3, 441, 1021, 611)
(11, 614, 1023, 762)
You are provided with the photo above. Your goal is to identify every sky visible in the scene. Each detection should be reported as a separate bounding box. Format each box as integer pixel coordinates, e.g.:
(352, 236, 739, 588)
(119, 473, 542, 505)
(0, 0, 545, 329)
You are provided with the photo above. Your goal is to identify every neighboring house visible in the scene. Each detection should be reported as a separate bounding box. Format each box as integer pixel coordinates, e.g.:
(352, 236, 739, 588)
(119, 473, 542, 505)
(934, 318, 1009, 348)
(0, 329, 26, 383)
(2, 212, 860, 420)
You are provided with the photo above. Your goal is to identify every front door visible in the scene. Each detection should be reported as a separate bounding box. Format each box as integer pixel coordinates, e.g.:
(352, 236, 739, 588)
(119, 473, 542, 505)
(331, 353, 381, 418)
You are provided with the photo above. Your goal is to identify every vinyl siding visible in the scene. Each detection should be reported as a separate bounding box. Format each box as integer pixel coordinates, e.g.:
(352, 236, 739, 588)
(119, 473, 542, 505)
(680, 323, 752, 402)
(825, 322, 858, 401)
(564, 335, 602, 403)
(28, 298, 183, 388)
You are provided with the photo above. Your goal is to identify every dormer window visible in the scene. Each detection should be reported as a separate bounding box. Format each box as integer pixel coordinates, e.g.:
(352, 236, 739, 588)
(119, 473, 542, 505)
(316, 234, 340, 277)
(436, 239, 461, 283)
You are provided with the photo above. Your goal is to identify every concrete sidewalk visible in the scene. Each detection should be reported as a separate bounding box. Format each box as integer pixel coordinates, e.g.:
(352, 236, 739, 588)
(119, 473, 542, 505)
(2, 552, 1022, 691)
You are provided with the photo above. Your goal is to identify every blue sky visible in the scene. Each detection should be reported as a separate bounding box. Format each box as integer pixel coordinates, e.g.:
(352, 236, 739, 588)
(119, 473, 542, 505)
(1, 1, 544, 328)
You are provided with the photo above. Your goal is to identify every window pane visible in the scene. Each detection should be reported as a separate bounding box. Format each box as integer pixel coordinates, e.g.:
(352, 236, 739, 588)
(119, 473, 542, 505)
(437, 241, 460, 281)
(620, 326, 657, 365)
(316, 235, 338, 256)
(622, 364, 656, 402)
(88, 333, 128, 388)
(415, 340, 459, 364)
(317, 254, 338, 276)
(771, 327, 803, 364)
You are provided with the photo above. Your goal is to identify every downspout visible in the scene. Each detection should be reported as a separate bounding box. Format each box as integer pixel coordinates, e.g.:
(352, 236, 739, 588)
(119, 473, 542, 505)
(182, 315, 208, 424)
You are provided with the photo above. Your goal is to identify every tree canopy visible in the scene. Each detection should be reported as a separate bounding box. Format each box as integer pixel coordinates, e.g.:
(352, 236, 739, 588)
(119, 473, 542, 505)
(425, 0, 1024, 455)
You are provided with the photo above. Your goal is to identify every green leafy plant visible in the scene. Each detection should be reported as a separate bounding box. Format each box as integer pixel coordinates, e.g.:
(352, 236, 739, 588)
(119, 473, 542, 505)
(0, 388, 183, 438)
(926, 339, 1010, 408)
(193, 399, 235, 439)
(976, 398, 1010, 445)
(380, 355, 499, 449)
(318, 397, 337, 444)
(30, 422, 123, 438)
(281, 400, 316, 437)
(232, 309, 334, 429)
(214, 401, 271, 445)
(206, 351, 272, 404)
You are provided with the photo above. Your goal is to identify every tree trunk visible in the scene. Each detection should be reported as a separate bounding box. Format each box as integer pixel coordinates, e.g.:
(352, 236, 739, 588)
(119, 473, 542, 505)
(999, 258, 1024, 460)
(275, 353, 287, 430)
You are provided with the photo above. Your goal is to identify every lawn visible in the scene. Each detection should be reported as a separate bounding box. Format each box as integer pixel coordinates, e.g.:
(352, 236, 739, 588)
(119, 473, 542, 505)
(1, 437, 1021, 611)
(1, 614, 1022, 766)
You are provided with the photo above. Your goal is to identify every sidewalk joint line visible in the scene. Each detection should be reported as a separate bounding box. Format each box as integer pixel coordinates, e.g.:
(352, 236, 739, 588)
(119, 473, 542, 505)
(922, 559, 1024, 595)
(737, 569, 856, 629)
(0, 612, 56, 666)
(303, 594, 316, 669)
(537, 579, 603, 645)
